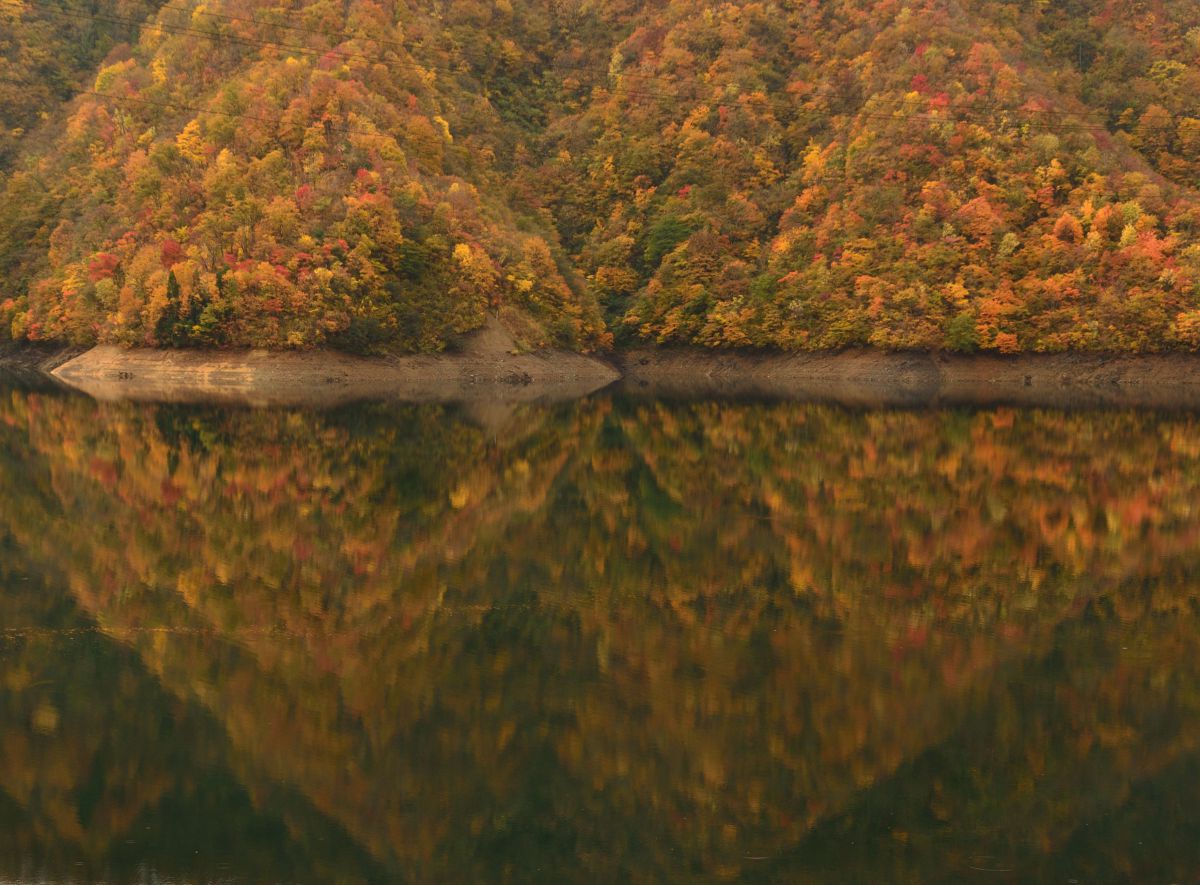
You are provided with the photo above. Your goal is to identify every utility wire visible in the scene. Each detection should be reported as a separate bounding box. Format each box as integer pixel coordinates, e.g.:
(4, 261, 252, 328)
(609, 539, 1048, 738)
(28, 0, 1140, 123)
(32, 0, 427, 72)
(78, 77, 1188, 146)
(75, 90, 1167, 194)
(23, 0, 1200, 141)
(115, 0, 421, 57)
(79, 89, 407, 141)
(79, 89, 859, 184)
(27, 0, 1158, 125)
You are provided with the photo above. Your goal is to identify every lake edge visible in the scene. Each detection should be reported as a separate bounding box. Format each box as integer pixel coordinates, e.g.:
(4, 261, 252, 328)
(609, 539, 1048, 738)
(6, 341, 1200, 409)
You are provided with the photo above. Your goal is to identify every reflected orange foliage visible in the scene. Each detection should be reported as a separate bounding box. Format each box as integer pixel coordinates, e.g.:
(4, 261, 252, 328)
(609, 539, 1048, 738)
(0, 390, 1199, 878)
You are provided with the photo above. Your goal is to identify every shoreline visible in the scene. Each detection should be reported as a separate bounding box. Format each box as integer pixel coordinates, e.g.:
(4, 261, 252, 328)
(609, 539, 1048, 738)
(29, 316, 621, 408)
(613, 348, 1200, 410)
(48, 346, 621, 408)
(7, 333, 1200, 409)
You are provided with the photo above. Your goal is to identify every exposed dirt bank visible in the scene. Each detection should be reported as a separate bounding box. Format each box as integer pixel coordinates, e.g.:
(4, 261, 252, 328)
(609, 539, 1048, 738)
(11, 327, 1200, 409)
(616, 349, 1200, 410)
(48, 318, 619, 407)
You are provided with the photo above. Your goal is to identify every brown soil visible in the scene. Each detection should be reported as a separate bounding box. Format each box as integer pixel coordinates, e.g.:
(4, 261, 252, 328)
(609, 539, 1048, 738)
(48, 317, 619, 407)
(10, 321, 1200, 409)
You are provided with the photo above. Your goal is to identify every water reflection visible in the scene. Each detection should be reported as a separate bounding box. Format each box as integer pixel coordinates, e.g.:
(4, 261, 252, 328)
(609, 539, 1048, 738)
(1, 388, 1200, 881)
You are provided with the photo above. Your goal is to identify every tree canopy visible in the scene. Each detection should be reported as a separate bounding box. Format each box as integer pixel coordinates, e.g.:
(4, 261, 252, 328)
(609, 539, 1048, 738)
(3, 0, 1200, 353)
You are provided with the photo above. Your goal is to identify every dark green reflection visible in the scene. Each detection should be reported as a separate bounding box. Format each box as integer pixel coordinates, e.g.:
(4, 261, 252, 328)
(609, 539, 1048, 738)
(1, 387, 1200, 882)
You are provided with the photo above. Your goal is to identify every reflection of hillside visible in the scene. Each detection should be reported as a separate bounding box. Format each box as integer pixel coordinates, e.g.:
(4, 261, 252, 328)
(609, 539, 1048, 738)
(496, 403, 1200, 876)
(1, 391, 1200, 878)
(0, 535, 388, 881)
(773, 583, 1200, 884)
(0, 393, 605, 873)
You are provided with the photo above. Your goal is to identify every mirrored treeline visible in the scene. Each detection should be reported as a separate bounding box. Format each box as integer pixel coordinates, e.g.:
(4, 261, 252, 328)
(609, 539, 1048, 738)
(1, 386, 1199, 882)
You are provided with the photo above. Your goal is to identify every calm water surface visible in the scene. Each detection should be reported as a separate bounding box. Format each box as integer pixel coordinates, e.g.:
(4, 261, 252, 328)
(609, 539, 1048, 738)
(1, 381, 1199, 882)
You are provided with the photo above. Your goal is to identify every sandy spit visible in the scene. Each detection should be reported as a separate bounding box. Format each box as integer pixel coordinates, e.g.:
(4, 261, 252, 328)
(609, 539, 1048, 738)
(48, 318, 620, 408)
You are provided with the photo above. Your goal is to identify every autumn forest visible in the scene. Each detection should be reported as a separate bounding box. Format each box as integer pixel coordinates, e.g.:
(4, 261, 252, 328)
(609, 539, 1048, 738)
(3, 0, 1200, 353)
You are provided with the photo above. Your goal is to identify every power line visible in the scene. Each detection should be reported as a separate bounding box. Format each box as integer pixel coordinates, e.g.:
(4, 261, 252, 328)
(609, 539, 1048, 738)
(126, 0, 419, 58)
(79, 89, 400, 141)
(28, 0, 1139, 124)
(22, 0, 1200, 143)
(76, 77, 1189, 162)
(77, 89, 854, 184)
(76, 89, 1181, 197)
(29, 0, 1162, 127)
(32, 0, 425, 72)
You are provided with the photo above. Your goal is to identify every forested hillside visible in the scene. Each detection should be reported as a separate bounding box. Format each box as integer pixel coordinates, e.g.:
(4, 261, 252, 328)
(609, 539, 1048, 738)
(2, 0, 1200, 353)
(0, 0, 166, 167)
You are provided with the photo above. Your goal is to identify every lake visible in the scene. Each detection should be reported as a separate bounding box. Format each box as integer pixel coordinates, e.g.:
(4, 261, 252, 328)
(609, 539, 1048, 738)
(1, 379, 1198, 882)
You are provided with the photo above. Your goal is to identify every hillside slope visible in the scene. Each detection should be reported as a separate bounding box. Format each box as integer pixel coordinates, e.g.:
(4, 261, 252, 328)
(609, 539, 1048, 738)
(532, 0, 1200, 351)
(0, 0, 166, 169)
(3, 0, 1200, 353)
(0, 0, 612, 351)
